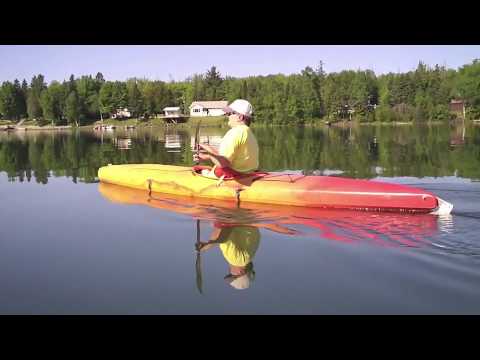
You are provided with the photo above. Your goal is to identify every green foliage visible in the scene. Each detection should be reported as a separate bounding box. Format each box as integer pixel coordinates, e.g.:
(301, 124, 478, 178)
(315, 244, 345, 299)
(456, 59, 480, 119)
(30, 74, 46, 96)
(40, 90, 55, 123)
(3, 59, 480, 126)
(27, 91, 42, 120)
(127, 79, 144, 117)
(0, 82, 18, 119)
(65, 91, 80, 126)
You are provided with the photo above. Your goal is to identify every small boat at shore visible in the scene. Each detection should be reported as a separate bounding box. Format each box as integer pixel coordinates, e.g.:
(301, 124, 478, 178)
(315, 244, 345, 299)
(0, 125, 16, 131)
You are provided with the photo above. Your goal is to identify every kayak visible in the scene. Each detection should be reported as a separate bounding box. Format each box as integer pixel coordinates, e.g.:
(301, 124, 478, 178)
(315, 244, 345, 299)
(97, 164, 453, 215)
(98, 182, 442, 247)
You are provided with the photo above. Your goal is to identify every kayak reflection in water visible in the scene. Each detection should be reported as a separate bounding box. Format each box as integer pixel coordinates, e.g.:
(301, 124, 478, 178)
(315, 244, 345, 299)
(196, 222, 260, 290)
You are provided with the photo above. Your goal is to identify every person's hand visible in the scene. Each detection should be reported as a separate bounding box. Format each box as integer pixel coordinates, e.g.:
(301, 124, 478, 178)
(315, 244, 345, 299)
(193, 151, 210, 163)
(198, 143, 209, 151)
(195, 241, 207, 252)
(198, 143, 218, 155)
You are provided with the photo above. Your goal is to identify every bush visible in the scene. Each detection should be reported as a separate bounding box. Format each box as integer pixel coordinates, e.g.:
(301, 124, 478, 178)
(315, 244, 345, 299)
(432, 104, 451, 121)
(466, 106, 480, 121)
(375, 104, 394, 122)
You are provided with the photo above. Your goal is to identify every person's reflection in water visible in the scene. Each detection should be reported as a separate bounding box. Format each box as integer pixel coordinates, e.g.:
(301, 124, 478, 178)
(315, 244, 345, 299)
(196, 222, 260, 290)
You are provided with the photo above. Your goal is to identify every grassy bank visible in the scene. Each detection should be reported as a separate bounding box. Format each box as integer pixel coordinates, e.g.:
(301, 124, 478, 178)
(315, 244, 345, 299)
(92, 118, 142, 126)
(187, 116, 227, 127)
(86, 116, 228, 128)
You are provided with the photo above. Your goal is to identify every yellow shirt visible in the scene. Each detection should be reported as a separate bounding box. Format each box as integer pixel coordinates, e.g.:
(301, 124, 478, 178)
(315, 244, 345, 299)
(218, 125, 259, 173)
(218, 226, 260, 267)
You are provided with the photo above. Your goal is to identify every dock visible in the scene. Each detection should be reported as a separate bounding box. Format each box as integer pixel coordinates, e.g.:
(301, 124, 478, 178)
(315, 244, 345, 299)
(0, 125, 16, 131)
(158, 115, 188, 124)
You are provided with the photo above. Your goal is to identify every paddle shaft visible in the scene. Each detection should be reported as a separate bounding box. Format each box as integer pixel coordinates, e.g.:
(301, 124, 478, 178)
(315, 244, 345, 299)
(194, 121, 201, 165)
(195, 219, 203, 294)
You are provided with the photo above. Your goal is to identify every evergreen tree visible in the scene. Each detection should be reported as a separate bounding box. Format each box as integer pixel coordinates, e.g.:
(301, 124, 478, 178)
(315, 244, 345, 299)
(14, 79, 27, 119)
(30, 74, 46, 96)
(95, 72, 105, 84)
(27, 74, 46, 120)
(205, 66, 223, 100)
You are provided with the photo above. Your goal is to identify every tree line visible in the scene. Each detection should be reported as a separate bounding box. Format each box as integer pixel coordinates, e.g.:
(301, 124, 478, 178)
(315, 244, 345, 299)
(1, 60, 480, 125)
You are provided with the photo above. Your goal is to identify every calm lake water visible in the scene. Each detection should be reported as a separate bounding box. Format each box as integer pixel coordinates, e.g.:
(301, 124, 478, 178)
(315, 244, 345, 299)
(1, 123, 479, 314)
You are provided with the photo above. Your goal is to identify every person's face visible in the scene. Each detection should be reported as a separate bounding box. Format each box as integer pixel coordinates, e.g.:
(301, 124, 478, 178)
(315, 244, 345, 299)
(227, 113, 241, 127)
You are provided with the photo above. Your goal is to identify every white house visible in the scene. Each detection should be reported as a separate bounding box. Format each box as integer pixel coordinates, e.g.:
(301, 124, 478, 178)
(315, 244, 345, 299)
(189, 101, 228, 117)
(163, 107, 181, 117)
(112, 108, 132, 119)
(165, 134, 182, 152)
(190, 135, 223, 150)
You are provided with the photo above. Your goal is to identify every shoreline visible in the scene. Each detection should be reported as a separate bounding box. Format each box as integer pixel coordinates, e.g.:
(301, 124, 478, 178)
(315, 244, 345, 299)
(0, 117, 472, 131)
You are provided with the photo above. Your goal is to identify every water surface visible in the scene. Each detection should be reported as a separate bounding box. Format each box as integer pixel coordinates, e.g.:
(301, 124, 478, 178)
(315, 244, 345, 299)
(0, 123, 479, 314)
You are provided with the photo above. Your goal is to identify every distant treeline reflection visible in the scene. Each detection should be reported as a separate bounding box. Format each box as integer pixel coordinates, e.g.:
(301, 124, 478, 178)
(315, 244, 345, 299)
(0, 124, 479, 183)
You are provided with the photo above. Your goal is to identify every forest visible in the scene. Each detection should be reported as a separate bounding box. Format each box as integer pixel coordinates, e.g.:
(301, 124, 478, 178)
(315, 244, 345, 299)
(1, 59, 480, 126)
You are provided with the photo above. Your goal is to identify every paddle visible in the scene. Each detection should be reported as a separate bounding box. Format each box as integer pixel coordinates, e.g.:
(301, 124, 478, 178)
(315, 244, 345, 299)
(191, 121, 206, 293)
(194, 120, 202, 165)
(195, 219, 203, 294)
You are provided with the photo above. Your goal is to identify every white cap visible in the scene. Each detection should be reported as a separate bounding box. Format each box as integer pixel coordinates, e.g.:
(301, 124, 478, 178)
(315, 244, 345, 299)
(225, 265, 255, 290)
(223, 99, 253, 118)
(228, 273, 252, 290)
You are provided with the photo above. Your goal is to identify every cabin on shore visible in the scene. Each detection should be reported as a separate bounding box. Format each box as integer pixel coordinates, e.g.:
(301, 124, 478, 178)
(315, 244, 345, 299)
(161, 106, 186, 124)
(112, 108, 132, 119)
(189, 101, 228, 117)
(449, 99, 466, 119)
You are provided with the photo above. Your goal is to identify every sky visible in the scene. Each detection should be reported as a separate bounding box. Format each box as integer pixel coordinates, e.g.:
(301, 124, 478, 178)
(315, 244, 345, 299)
(0, 45, 479, 83)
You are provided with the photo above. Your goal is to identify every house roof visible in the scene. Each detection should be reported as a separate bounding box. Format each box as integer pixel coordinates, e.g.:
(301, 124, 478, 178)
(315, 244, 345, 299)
(450, 100, 464, 104)
(190, 101, 228, 109)
(163, 107, 180, 111)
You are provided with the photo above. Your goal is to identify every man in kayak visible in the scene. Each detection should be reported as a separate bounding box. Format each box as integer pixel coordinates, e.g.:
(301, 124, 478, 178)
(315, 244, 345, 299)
(196, 223, 260, 290)
(193, 99, 259, 178)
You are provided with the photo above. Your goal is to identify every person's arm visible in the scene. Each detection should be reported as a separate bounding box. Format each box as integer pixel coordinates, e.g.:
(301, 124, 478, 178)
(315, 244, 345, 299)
(206, 153, 232, 169)
(196, 227, 226, 252)
(193, 151, 232, 168)
(199, 143, 218, 156)
(195, 143, 232, 168)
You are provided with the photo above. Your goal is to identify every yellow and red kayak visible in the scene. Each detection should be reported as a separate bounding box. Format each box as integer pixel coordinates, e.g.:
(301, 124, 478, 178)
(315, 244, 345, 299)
(97, 164, 453, 215)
